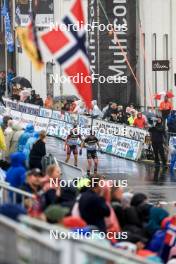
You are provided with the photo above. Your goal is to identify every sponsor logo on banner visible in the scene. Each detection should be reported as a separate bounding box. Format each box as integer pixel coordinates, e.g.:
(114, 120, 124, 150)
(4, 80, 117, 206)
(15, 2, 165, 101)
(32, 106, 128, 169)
(4, 98, 18, 110)
(35, 117, 49, 132)
(40, 108, 52, 118)
(78, 115, 92, 128)
(10, 110, 22, 122)
(64, 112, 78, 124)
(93, 119, 148, 142)
(19, 102, 40, 116)
(99, 134, 142, 161)
(52, 111, 64, 120)
(20, 113, 36, 128)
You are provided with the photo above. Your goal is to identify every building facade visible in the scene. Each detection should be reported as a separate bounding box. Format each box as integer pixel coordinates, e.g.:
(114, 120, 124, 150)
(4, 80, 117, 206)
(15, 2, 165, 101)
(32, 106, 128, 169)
(7, 0, 176, 107)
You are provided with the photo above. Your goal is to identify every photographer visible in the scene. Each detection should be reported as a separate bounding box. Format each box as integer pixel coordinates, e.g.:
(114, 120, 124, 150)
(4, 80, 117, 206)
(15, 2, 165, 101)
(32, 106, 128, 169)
(149, 117, 167, 167)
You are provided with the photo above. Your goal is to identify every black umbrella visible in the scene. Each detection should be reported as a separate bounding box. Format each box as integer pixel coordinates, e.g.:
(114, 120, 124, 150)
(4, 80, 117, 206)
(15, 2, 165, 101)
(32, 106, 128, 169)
(11, 77, 32, 88)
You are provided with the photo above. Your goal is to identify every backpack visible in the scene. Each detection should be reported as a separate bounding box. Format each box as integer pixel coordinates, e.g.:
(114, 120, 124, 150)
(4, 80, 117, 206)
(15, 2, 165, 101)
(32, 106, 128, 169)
(41, 153, 58, 173)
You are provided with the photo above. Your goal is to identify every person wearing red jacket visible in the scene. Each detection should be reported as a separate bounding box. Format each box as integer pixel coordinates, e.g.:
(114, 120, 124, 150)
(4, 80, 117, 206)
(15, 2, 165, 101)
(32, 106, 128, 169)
(159, 96, 173, 124)
(133, 112, 148, 129)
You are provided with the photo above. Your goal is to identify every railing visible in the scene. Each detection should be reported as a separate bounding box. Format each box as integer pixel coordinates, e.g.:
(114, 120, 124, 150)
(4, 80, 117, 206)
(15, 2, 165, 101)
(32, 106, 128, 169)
(0, 180, 33, 205)
(58, 159, 85, 180)
(16, 216, 152, 264)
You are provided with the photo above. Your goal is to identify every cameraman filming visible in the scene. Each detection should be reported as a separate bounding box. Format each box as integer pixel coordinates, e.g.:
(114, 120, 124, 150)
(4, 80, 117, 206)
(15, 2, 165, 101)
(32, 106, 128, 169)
(149, 117, 167, 167)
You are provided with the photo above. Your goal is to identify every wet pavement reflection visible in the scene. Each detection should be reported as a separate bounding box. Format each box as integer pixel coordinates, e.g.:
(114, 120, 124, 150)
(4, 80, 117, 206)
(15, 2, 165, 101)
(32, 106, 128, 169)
(47, 137, 176, 204)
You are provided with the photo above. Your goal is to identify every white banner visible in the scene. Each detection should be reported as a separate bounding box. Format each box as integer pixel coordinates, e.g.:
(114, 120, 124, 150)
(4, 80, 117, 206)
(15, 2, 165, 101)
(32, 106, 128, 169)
(40, 108, 52, 118)
(99, 134, 142, 161)
(93, 119, 148, 142)
(19, 102, 40, 116)
(20, 113, 36, 128)
(35, 117, 49, 132)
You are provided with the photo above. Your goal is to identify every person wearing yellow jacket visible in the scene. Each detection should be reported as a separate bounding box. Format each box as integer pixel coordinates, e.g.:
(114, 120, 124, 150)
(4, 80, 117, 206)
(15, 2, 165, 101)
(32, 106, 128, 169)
(0, 127, 6, 151)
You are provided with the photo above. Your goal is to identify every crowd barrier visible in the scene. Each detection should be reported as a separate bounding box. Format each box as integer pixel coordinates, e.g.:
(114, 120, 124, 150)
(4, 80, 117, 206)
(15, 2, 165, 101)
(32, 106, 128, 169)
(0, 98, 149, 161)
(0, 215, 153, 264)
(0, 180, 33, 205)
(58, 159, 85, 180)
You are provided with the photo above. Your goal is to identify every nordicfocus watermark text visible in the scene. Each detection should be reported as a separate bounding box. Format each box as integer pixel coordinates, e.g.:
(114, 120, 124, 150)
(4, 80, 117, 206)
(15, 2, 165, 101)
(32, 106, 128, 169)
(50, 73, 127, 84)
(50, 230, 128, 241)
(50, 178, 128, 189)
(56, 125, 124, 137)
(49, 22, 127, 33)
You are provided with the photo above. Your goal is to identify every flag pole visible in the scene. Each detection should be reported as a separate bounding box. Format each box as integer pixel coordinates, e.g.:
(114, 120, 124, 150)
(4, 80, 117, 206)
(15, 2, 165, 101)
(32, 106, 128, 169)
(29, 0, 32, 84)
(4, 0, 8, 97)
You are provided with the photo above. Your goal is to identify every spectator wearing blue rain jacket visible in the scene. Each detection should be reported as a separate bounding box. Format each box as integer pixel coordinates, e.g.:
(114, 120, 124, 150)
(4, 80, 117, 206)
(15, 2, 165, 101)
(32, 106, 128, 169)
(17, 123, 34, 152)
(167, 110, 176, 133)
(6, 152, 26, 189)
(23, 132, 39, 166)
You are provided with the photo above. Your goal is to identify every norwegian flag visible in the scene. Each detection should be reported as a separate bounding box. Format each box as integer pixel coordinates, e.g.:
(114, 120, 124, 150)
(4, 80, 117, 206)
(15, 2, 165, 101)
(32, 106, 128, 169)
(40, 0, 92, 109)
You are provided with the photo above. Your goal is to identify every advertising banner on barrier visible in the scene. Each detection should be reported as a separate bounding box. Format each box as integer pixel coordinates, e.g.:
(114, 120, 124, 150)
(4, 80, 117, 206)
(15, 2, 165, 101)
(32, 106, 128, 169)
(64, 112, 78, 124)
(1, 99, 148, 160)
(99, 134, 142, 161)
(19, 103, 40, 116)
(47, 119, 73, 139)
(35, 117, 49, 131)
(40, 108, 52, 118)
(78, 115, 92, 127)
(10, 110, 22, 122)
(52, 110, 64, 121)
(20, 113, 36, 128)
(93, 119, 148, 142)
(4, 98, 18, 110)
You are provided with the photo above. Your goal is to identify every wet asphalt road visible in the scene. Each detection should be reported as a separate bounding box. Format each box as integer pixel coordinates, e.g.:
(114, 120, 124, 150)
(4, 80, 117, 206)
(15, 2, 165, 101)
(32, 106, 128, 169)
(47, 137, 176, 207)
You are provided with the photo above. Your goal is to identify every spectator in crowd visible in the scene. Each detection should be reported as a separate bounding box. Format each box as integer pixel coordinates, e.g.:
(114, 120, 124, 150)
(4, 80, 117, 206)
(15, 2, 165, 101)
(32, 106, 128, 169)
(30, 90, 36, 104)
(18, 123, 34, 152)
(23, 132, 39, 166)
(7, 68, 15, 95)
(1, 116, 12, 132)
(126, 103, 135, 114)
(40, 164, 61, 209)
(167, 110, 176, 133)
(34, 94, 44, 106)
(133, 112, 148, 129)
(9, 123, 24, 155)
(29, 130, 46, 170)
(128, 110, 137, 126)
(103, 103, 118, 121)
(78, 177, 110, 232)
(149, 117, 167, 166)
(69, 100, 77, 113)
(0, 71, 6, 96)
(91, 100, 103, 118)
(6, 152, 26, 189)
(159, 96, 173, 125)
(61, 100, 70, 112)
(44, 94, 53, 109)
(21, 169, 42, 194)
(20, 89, 31, 102)
(3, 120, 14, 160)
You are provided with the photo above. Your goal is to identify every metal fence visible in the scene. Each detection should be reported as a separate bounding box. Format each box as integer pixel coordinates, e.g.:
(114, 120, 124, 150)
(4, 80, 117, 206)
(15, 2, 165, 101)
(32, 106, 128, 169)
(0, 215, 154, 264)
(58, 159, 85, 180)
(0, 180, 33, 205)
